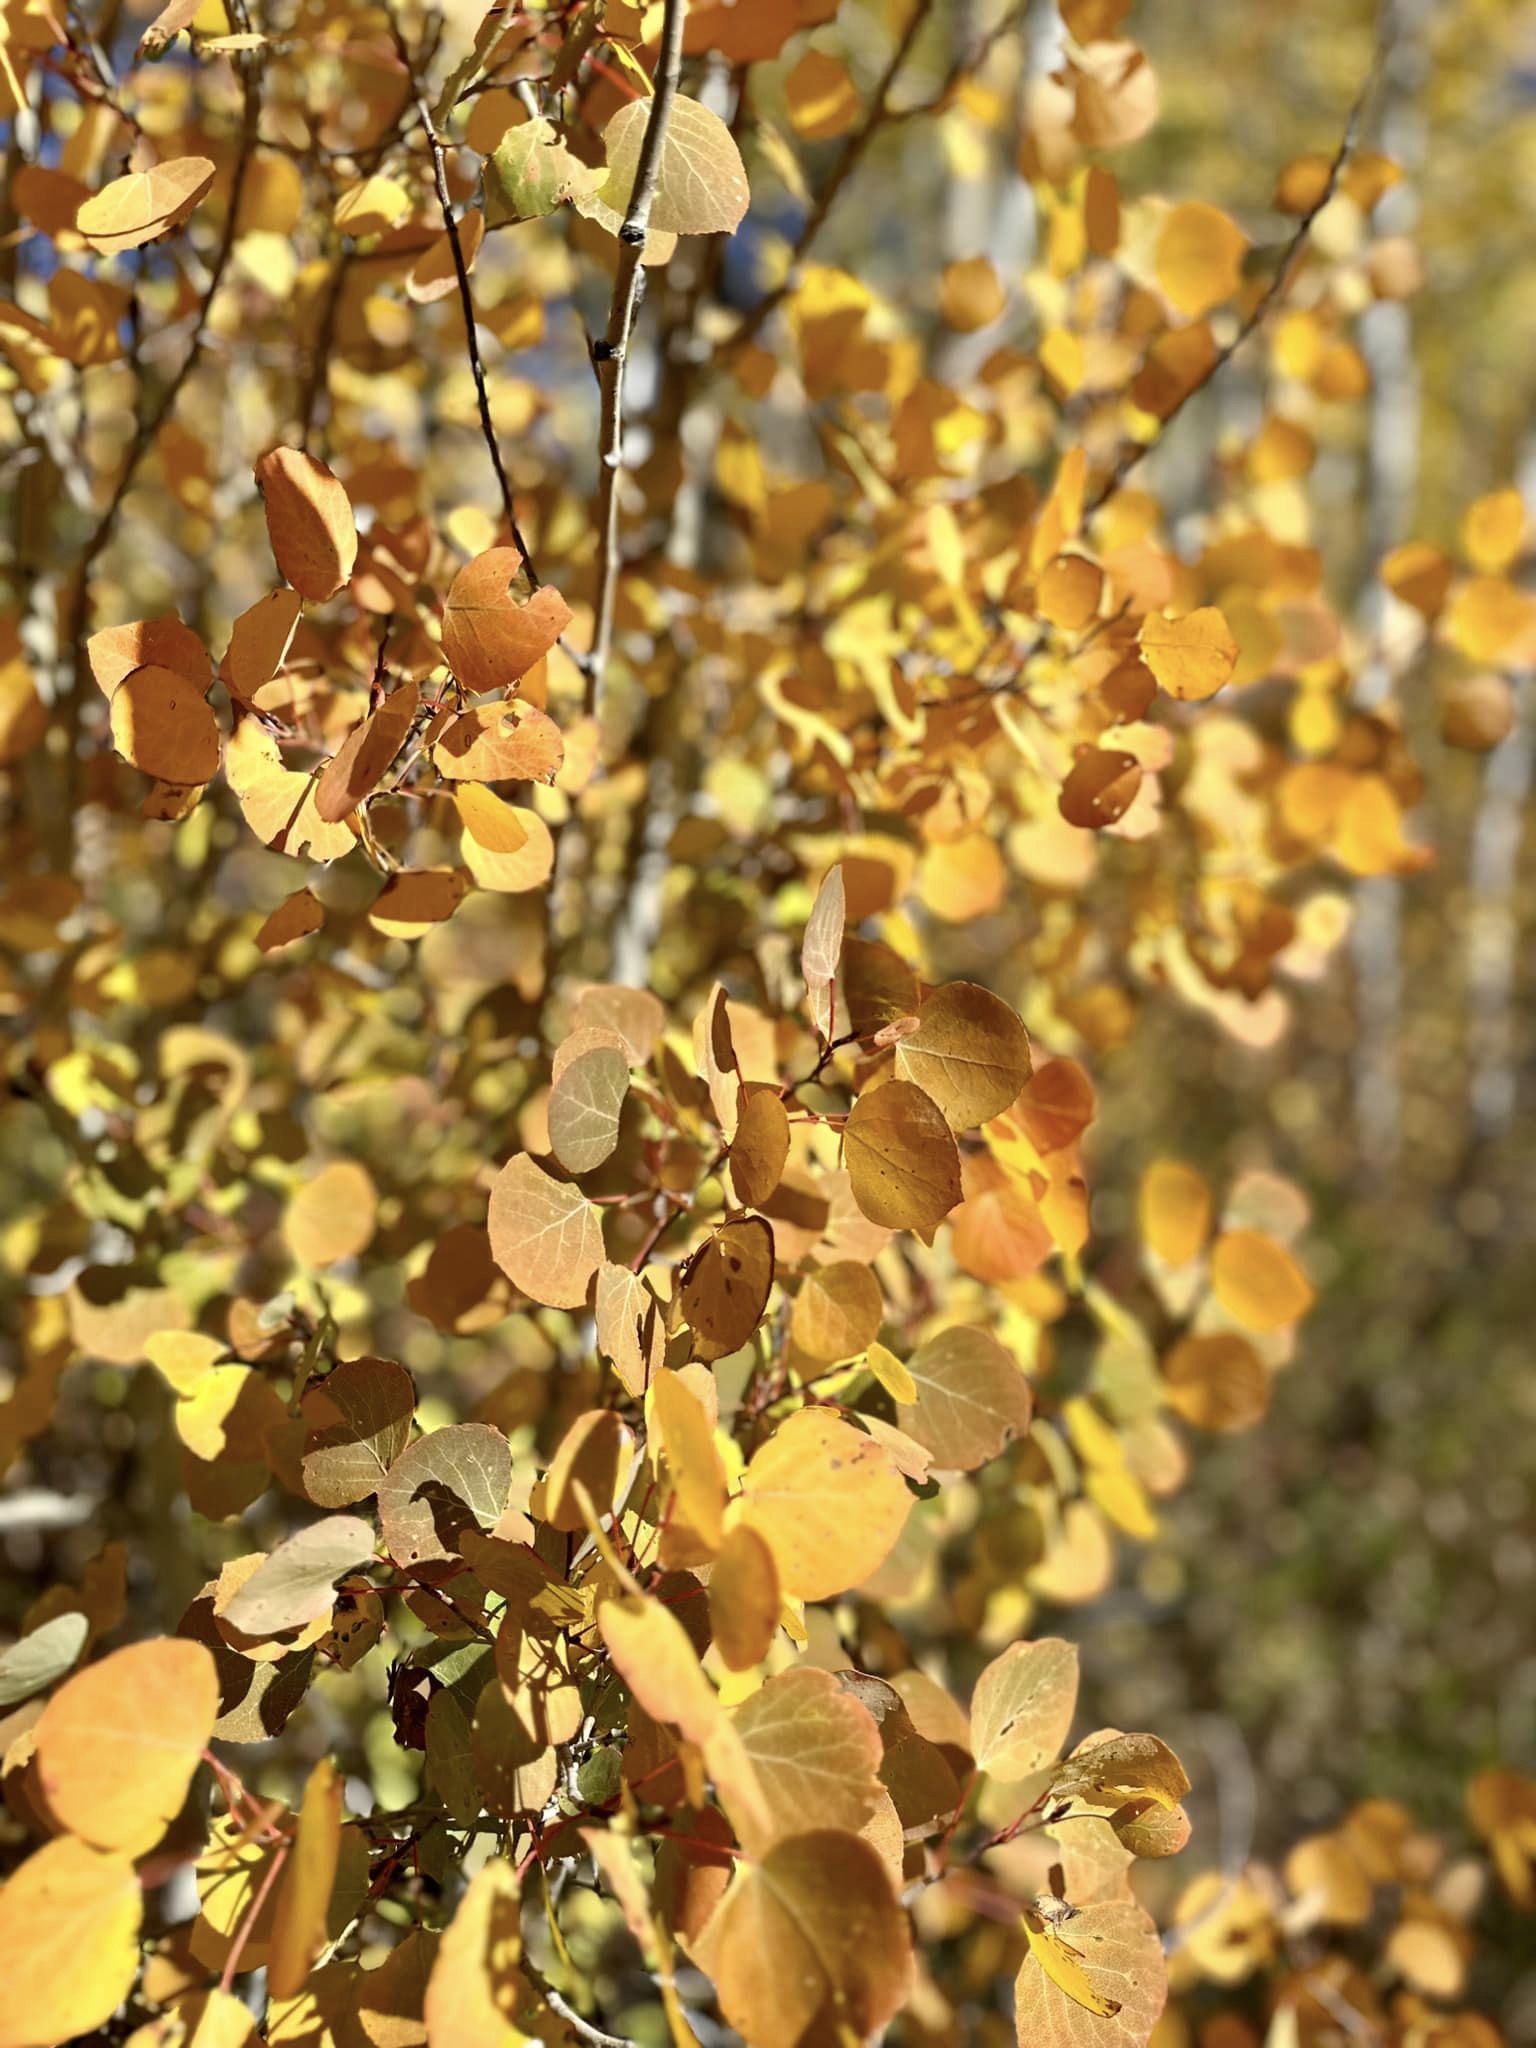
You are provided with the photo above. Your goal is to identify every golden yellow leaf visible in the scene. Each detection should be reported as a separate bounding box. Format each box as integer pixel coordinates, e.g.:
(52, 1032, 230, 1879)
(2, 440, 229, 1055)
(694, 1831, 913, 2048)
(268, 1758, 344, 1999)
(487, 1154, 604, 1309)
(441, 549, 572, 692)
(77, 155, 215, 253)
(1156, 200, 1248, 316)
(109, 665, 220, 784)
(707, 1523, 781, 1672)
(1138, 607, 1238, 702)
(0, 1836, 143, 2048)
(1138, 1159, 1211, 1266)
(678, 1214, 775, 1362)
(1209, 1228, 1315, 1332)
(254, 446, 358, 601)
(738, 1408, 910, 1601)
(843, 1080, 962, 1241)
(971, 1636, 1079, 1781)
(894, 982, 1033, 1130)
(35, 1637, 218, 1851)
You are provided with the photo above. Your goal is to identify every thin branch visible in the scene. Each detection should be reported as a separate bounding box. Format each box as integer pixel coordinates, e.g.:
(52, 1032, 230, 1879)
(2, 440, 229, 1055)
(541, 1984, 640, 2048)
(1083, 57, 1380, 524)
(395, 23, 540, 586)
(586, 0, 690, 718)
(60, 21, 263, 839)
(719, 0, 940, 362)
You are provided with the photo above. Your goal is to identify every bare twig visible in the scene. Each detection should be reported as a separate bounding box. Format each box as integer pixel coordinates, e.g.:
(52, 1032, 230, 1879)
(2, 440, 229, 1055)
(394, 19, 540, 586)
(719, 0, 940, 362)
(586, 0, 690, 717)
(60, 20, 264, 842)
(541, 1984, 641, 2048)
(1084, 58, 1380, 523)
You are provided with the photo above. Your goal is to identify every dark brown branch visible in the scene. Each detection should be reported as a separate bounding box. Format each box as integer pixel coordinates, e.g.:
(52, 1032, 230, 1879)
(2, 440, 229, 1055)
(1083, 59, 1380, 524)
(719, 0, 940, 362)
(406, 72, 540, 585)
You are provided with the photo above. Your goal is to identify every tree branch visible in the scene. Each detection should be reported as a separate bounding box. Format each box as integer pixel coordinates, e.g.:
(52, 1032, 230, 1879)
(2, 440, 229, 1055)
(1083, 56, 1380, 523)
(585, 0, 690, 719)
(59, 18, 263, 847)
(389, 8, 540, 586)
(719, 0, 939, 362)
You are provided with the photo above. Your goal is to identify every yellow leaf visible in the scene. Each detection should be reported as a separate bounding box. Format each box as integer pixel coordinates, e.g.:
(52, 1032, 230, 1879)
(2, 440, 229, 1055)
(35, 1638, 219, 1852)
(0, 1837, 143, 2048)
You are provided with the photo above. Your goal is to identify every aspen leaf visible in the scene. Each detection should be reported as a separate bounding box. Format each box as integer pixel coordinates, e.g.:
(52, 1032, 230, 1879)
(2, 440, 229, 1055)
(844, 1079, 963, 1241)
(1060, 748, 1142, 829)
(225, 587, 302, 704)
(1139, 1159, 1211, 1266)
(461, 805, 555, 892)
(423, 1860, 534, 2048)
(316, 682, 419, 821)
(678, 1214, 775, 1361)
(599, 1590, 719, 1746)
(87, 614, 207, 697)
(595, 1261, 666, 1399)
(1050, 1730, 1191, 1810)
(651, 1368, 729, 1552)
(1013, 1899, 1167, 2048)
(1139, 607, 1238, 701)
(738, 1408, 910, 1601)
(268, 1759, 343, 1999)
(300, 1357, 416, 1507)
(1382, 540, 1452, 616)
(1024, 1919, 1124, 2019)
(0, 1611, 88, 1708)
(898, 1323, 1034, 1470)
(454, 782, 530, 854)
(801, 862, 846, 1041)
(1462, 487, 1525, 575)
(77, 154, 215, 253)
(255, 447, 358, 601)
(866, 1339, 918, 1405)
(732, 1667, 885, 1847)
(35, 1637, 219, 1851)
(708, 1522, 781, 1672)
(441, 549, 572, 692)
(488, 117, 603, 224)
(730, 1086, 791, 1208)
(1156, 201, 1249, 316)
(695, 1831, 913, 2048)
(791, 1259, 882, 1362)
(110, 665, 220, 784)
(487, 1153, 604, 1309)
(894, 981, 1033, 1129)
(378, 1423, 513, 1568)
(433, 702, 564, 782)
(333, 173, 412, 236)
(1038, 552, 1104, 631)
(1163, 1332, 1270, 1431)
(0, 1837, 143, 2048)
(971, 1637, 1079, 1780)
(547, 1041, 628, 1173)
(940, 253, 1008, 330)
(220, 1515, 376, 1635)
(1210, 1228, 1315, 1332)
(598, 92, 751, 237)
(284, 1160, 378, 1266)
(544, 1409, 635, 1533)
(785, 49, 860, 140)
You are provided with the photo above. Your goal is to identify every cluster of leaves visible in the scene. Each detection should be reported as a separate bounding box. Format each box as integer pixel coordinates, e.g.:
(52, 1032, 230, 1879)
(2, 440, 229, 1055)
(1158, 1773, 1536, 2048)
(1, 0, 1530, 2045)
